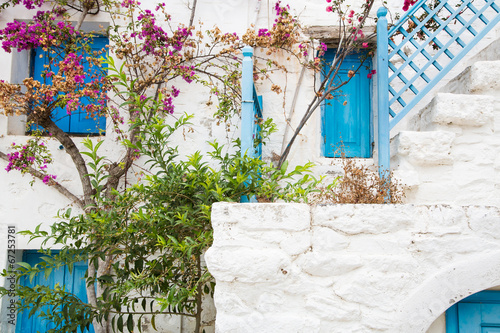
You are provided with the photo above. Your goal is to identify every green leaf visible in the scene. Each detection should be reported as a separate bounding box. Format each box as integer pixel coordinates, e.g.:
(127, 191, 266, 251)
(117, 315, 124, 332)
(151, 315, 157, 330)
(127, 314, 134, 332)
(17, 262, 31, 271)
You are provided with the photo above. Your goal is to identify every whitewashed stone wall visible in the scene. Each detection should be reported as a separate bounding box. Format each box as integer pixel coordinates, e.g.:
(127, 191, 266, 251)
(206, 203, 500, 333)
(0, 0, 500, 332)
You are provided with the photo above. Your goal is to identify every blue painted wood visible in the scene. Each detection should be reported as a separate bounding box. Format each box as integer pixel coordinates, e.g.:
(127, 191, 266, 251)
(462, 291, 500, 303)
(69, 37, 107, 134)
(386, 0, 500, 129)
(32, 36, 107, 134)
(254, 92, 263, 158)
(323, 51, 372, 158)
(240, 45, 259, 203)
(32, 48, 71, 132)
(376, 0, 500, 173)
(241, 45, 255, 159)
(377, 6, 390, 175)
(390, 4, 500, 129)
(446, 304, 459, 333)
(446, 291, 500, 333)
(458, 303, 482, 333)
(16, 251, 94, 333)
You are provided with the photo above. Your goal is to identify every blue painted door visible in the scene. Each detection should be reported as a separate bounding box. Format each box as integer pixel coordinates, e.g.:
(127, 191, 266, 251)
(323, 51, 372, 158)
(447, 291, 500, 332)
(16, 251, 94, 333)
(31, 37, 107, 134)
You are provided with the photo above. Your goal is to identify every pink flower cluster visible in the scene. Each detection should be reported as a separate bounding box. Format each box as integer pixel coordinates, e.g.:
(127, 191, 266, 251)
(65, 98, 81, 115)
(5, 141, 56, 185)
(298, 43, 308, 57)
(176, 65, 195, 83)
(317, 42, 327, 57)
(134, 10, 169, 54)
(171, 86, 180, 97)
(171, 27, 192, 52)
(42, 174, 56, 184)
(16, 0, 45, 10)
(274, 1, 290, 16)
(273, 1, 296, 41)
(121, 0, 140, 8)
(133, 10, 192, 56)
(60, 53, 84, 72)
(367, 69, 376, 79)
(403, 0, 417, 11)
(258, 29, 271, 37)
(0, 9, 76, 53)
(160, 96, 174, 114)
(160, 86, 181, 114)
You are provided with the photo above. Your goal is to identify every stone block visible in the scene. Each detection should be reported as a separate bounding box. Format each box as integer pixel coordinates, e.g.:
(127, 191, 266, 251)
(297, 252, 362, 277)
(305, 293, 361, 321)
(313, 205, 414, 235)
(466, 206, 500, 239)
(419, 93, 496, 128)
(311, 227, 349, 252)
(279, 231, 311, 256)
(205, 246, 291, 283)
(468, 61, 500, 95)
(395, 131, 455, 166)
(211, 202, 310, 232)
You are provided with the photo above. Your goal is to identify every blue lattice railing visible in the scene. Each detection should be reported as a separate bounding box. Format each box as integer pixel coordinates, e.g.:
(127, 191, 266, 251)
(377, 0, 500, 173)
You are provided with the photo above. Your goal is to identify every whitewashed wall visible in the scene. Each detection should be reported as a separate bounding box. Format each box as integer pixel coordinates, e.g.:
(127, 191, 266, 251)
(206, 203, 500, 333)
(0, 0, 500, 332)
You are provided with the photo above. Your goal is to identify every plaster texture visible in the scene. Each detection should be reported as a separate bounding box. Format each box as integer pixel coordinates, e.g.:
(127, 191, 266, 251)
(206, 203, 500, 333)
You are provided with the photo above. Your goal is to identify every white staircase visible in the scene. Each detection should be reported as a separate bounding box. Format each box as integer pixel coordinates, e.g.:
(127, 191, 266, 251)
(393, 57, 500, 207)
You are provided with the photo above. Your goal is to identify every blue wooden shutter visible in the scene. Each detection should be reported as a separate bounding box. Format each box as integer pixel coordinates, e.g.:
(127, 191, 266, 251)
(32, 36, 107, 134)
(16, 251, 94, 333)
(322, 51, 372, 158)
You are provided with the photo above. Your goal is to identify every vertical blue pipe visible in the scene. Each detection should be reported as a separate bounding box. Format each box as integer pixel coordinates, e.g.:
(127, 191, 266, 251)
(377, 7, 390, 177)
(241, 46, 255, 159)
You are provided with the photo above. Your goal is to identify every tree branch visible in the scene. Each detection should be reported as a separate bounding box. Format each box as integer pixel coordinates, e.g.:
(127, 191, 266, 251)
(189, 0, 198, 27)
(38, 117, 95, 208)
(0, 150, 84, 208)
(75, 7, 89, 31)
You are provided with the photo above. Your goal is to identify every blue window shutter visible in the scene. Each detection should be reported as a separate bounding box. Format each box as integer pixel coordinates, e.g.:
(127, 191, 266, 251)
(68, 36, 107, 134)
(31, 36, 107, 134)
(16, 251, 94, 333)
(32, 48, 71, 132)
(322, 51, 372, 158)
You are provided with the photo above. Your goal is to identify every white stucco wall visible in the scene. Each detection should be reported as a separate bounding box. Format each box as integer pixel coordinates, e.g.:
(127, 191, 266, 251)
(0, 0, 500, 332)
(206, 203, 500, 333)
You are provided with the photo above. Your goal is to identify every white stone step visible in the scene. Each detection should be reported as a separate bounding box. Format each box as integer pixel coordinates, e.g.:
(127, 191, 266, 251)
(441, 60, 500, 95)
(409, 93, 497, 131)
(392, 130, 455, 166)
